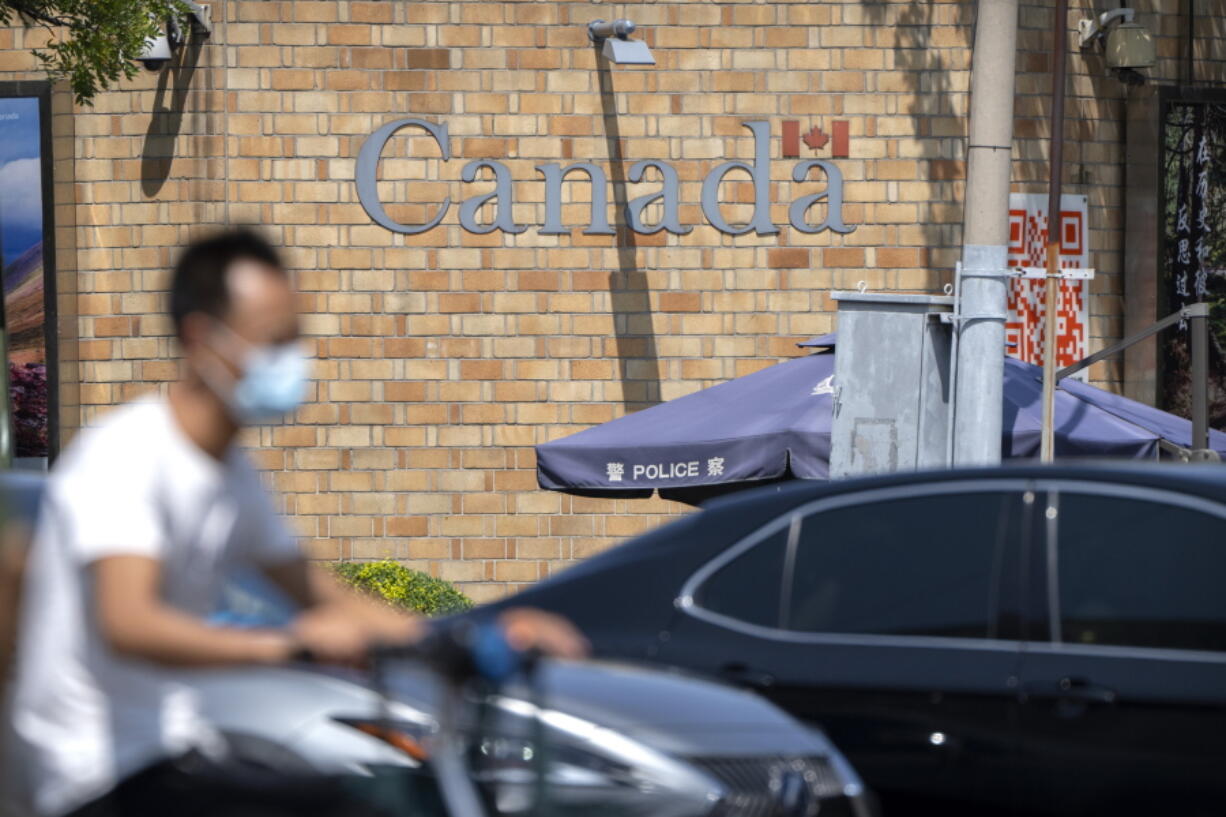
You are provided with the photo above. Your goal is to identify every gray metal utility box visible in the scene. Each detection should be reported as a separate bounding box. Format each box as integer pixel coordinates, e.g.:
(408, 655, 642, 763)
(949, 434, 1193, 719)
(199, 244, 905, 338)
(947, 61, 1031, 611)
(829, 291, 955, 478)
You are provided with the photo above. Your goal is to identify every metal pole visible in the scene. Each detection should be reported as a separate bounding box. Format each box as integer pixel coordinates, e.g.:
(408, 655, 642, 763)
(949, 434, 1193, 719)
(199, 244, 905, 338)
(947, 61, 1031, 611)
(1056, 303, 1206, 381)
(1192, 308, 1209, 450)
(953, 0, 1021, 466)
(1040, 0, 1070, 463)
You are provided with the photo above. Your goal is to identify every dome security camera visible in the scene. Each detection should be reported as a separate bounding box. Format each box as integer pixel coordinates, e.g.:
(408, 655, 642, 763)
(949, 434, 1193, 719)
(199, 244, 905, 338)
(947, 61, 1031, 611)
(138, 32, 173, 72)
(136, 13, 192, 72)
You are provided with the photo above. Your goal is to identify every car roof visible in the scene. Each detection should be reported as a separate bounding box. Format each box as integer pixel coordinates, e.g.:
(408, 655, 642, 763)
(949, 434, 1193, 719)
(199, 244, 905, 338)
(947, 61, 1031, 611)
(476, 460, 1226, 616)
(702, 460, 1226, 516)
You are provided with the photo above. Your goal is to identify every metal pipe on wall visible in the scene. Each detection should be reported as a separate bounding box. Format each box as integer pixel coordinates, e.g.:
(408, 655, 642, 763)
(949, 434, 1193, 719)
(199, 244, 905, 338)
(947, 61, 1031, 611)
(1186, 0, 1196, 85)
(1192, 309, 1209, 450)
(1040, 0, 1071, 463)
(953, 0, 1021, 466)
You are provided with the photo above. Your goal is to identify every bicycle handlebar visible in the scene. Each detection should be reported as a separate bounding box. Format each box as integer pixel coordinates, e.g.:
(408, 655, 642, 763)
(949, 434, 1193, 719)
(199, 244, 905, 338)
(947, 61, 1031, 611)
(293, 619, 538, 686)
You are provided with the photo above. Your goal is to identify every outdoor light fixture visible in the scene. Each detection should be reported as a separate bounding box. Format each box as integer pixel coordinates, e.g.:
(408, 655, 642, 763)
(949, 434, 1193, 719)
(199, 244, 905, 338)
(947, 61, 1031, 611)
(1078, 8, 1156, 73)
(588, 18, 655, 65)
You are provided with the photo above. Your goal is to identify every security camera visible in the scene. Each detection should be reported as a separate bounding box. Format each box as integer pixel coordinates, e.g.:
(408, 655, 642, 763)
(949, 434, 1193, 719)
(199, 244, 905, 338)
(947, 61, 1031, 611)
(138, 31, 173, 72)
(135, 4, 210, 72)
(1078, 8, 1156, 73)
(1105, 22, 1156, 71)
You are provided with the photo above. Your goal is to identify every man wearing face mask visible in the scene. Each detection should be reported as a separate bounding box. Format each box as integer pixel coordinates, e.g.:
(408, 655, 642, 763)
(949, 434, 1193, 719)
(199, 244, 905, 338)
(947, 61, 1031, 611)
(4, 228, 586, 817)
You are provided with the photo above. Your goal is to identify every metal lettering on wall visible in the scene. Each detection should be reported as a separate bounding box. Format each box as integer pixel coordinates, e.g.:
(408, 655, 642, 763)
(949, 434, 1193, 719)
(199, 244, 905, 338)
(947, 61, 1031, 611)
(355, 119, 856, 237)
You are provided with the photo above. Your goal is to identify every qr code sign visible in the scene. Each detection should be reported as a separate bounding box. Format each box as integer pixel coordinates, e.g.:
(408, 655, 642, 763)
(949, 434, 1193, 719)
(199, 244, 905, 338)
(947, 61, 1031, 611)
(1005, 194, 1090, 373)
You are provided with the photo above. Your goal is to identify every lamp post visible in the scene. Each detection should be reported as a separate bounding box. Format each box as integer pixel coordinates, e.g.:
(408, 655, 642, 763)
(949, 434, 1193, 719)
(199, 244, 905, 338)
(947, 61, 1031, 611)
(1040, 0, 1070, 463)
(952, 0, 1021, 466)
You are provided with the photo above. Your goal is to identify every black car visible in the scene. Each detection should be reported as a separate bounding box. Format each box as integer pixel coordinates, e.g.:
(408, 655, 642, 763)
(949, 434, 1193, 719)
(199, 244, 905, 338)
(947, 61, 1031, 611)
(477, 463, 1226, 817)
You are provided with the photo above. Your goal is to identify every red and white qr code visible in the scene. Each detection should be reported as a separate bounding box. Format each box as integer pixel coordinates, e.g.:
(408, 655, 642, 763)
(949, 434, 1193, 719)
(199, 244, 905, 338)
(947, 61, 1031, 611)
(1004, 195, 1090, 371)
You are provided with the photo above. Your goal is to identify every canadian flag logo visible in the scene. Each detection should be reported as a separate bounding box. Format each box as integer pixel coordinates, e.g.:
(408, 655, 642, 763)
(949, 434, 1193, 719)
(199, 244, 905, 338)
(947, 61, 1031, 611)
(782, 120, 850, 159)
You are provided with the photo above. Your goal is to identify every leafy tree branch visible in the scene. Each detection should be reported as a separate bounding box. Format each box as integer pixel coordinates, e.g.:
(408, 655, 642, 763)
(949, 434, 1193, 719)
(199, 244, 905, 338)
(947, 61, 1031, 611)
(0, 1, 191, 105)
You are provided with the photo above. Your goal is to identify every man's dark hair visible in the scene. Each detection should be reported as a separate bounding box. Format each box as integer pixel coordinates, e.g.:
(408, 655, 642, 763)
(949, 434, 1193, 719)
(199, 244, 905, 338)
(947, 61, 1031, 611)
(170, 228, 285, 338)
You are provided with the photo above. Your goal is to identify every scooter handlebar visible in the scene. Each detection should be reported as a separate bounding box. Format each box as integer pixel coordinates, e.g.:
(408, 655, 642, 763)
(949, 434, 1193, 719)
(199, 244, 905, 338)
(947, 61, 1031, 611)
(294, 619, 534, 686)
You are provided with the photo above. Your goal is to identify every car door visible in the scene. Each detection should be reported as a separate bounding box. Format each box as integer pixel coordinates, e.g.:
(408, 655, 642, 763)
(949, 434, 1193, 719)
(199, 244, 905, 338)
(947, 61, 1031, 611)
(1016, 480, 1226, 817)
(658, 479, 1037, 816)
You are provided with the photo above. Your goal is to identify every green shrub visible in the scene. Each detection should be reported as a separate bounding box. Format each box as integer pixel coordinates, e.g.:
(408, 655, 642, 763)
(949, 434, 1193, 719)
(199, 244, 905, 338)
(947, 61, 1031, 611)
(331, 560, 474, 617)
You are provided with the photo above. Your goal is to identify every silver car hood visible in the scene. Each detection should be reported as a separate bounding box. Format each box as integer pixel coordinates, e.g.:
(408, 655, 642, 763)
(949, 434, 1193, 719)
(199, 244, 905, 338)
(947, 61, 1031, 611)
(189, 658, 830, 760)
(479, 660, 829, 757)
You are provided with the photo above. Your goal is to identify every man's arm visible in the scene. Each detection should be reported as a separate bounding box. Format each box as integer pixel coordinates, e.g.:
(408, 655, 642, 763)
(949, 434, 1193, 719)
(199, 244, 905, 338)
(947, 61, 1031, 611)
(93, 555, 295, 667)
(262, 558, 424, 642)
(96, 554, 586, 670)
(261, 557, 374, 611)
(263, 559, 588, 660)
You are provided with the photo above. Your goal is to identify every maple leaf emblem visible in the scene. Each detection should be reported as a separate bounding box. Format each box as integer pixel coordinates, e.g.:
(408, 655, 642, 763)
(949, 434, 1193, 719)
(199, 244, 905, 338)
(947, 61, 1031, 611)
(803, 125, 829, 151)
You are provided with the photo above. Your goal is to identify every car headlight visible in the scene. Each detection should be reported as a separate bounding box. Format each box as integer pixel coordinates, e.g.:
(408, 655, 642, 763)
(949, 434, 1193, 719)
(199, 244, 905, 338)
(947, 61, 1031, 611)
(332, 716, 432, 762)
(471, 735, 660, 815)
(333, 713, 636, 788)
(334, 702, 721, 817)
(474, 735, 638, 788)
(483, 696, 719, 817)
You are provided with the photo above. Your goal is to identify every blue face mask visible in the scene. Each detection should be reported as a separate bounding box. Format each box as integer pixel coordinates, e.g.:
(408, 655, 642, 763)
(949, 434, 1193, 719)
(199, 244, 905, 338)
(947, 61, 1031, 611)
(200, 326, 310, 425)
(229, 341, 310, 424)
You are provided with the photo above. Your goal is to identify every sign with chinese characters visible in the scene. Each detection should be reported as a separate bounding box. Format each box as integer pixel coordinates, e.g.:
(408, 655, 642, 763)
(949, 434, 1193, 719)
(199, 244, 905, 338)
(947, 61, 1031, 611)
(1169, 125, 1216, 310)
(1160, 101, 1226, 415)
(1005, 193, 1091, 374)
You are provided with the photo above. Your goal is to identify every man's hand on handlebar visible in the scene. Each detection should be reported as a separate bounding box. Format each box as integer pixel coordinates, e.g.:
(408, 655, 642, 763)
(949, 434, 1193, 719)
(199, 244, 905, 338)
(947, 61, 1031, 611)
(291, 606, 389, 664)
(497, 608, 589, 660)
(288, 606, 587, 669)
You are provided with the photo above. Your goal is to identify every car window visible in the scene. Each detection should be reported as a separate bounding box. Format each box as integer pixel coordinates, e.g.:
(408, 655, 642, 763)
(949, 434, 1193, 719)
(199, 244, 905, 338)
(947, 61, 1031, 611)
(1054, 492, 1226, 653)
(785, 492, 1019, 638)
(692, 526, 789, 628)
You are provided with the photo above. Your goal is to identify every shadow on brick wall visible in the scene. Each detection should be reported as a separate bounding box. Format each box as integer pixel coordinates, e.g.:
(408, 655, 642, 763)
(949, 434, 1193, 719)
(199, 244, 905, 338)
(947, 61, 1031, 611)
(595, 46, 662, 411)
(140, 37, 204, 198)
(862, 0, 969, 286)
(1193, 6, 1226, 85)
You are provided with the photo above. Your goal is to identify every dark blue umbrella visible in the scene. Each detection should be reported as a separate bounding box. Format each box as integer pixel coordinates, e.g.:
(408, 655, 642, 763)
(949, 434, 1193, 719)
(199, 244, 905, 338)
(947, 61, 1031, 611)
(536, 337, 1225, 499)
(1056, 375, 1226, 454)
(537, 351, 836, 500)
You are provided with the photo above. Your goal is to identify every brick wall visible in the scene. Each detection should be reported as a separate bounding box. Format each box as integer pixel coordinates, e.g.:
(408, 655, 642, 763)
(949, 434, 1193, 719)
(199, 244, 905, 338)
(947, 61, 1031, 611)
(1, 1, 1223, 600)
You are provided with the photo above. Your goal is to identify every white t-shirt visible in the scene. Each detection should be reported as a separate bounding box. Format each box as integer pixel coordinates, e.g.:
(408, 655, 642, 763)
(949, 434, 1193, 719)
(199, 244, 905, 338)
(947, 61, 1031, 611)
(5, 397, 302, 816)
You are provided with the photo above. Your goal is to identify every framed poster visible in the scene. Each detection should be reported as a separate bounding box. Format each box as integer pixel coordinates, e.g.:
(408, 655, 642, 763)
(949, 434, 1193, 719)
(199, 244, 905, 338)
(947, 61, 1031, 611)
(0, 83, 57, 464)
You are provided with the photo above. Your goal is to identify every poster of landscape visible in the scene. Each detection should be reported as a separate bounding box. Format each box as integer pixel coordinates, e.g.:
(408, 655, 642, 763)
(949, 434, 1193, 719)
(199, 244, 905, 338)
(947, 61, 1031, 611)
(0, 95, 49, 459)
